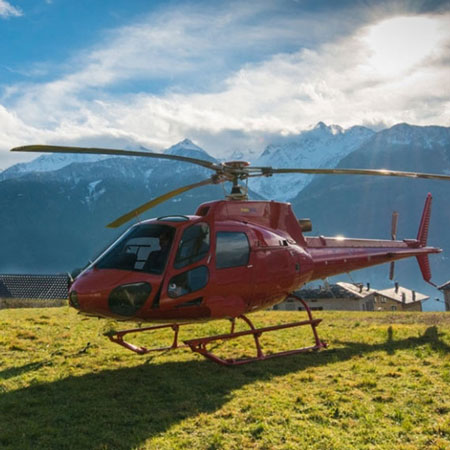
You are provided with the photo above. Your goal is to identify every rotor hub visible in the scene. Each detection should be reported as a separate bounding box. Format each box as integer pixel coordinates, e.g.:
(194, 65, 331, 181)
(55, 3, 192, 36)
(222, 161, 250, 169)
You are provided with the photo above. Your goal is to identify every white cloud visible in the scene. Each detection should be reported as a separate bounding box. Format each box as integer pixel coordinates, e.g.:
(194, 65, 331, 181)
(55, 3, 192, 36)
(64, 13, 449, 152)
(0, 0, 22, 18)
(1, 5, 449, 167)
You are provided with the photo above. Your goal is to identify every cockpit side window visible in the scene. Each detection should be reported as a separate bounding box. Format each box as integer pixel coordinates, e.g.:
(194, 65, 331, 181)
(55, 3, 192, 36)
(95, 224, 174, 274)
(174, 223, 210, 269)
(168, 266, 209, 298)
(215, 231, 250, 269)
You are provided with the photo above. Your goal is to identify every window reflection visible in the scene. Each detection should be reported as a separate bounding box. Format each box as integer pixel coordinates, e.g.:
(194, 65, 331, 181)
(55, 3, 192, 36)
(174, 223, 210, 269)
(216, 232, 250, 269)
(168, 266, 209, 298)
(95, 224, 174, 274)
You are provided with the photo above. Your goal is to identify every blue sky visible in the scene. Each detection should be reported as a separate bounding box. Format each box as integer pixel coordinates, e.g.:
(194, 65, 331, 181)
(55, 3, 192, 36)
(1, 0, 449, 169)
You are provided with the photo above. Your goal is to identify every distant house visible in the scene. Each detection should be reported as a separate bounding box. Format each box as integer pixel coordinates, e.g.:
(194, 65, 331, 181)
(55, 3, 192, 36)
(438, 281, 450, 311)
(273, 282, 428, 312)
(273, 282, 377, 312)
(0, 274, 68, 301)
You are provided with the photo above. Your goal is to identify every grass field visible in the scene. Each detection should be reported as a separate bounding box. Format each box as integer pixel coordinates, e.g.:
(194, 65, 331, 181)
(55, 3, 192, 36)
(1, 306, 449, 449)
(0, 298, 68, 309)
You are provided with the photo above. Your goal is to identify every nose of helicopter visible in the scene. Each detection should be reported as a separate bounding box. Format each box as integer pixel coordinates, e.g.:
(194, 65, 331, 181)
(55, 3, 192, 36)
(69, 268, 155, 318)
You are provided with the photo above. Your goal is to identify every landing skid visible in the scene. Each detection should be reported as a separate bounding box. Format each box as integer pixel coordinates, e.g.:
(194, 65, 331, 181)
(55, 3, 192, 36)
(105, 322, 190, 354)
(106, 294, 327, 365)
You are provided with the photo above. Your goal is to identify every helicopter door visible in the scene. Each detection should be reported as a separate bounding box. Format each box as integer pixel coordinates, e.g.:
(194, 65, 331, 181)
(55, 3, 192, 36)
(210, 230, 254, 313)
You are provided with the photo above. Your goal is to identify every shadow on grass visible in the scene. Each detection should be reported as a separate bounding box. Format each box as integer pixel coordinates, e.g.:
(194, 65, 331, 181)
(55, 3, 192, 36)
(335, 325, 450, 356)
(0, 361, 53, 381)
(0, 326, 448, 449)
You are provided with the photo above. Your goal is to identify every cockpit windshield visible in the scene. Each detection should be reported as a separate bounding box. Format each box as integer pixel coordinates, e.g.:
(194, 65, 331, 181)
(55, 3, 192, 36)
(95, 224, 175, 274)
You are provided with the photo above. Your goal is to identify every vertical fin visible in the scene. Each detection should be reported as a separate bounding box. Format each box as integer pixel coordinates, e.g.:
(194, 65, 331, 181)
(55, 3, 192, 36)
(416, 193, 432, 247)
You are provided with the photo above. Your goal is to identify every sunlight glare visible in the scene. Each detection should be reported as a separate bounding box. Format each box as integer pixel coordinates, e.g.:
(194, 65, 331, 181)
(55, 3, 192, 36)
(362, 15, 446, 77)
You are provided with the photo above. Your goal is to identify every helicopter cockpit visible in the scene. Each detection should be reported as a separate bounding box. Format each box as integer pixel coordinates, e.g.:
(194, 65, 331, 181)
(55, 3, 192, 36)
(94, 223, 176, 274)
(93, 217, 211, 275)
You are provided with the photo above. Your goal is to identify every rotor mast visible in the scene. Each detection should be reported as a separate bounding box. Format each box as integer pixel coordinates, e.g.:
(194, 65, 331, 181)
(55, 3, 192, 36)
(221, 161, 250, 201)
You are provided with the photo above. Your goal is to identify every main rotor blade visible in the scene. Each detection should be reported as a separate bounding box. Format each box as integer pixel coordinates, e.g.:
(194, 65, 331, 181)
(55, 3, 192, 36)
(11, 144, 220, 171)
(267, 167, 450, 181)
(107, 177, 216, 228)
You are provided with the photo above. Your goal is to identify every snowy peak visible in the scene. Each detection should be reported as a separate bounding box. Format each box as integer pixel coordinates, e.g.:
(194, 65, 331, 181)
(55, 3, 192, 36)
(250, 123, 375, 201)
(258, 122, 374, 166)
(375, 123, 450, 148)
(260, 122, 366, 159)
(313, 121, 343, 135)
(0, 152, 108, 181)
(164, 139, 217, 163)
(1, 141, 157, 182)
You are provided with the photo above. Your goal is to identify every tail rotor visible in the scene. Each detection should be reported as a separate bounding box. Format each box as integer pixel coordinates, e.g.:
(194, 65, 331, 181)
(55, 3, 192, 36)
(389, 211, 399, 280)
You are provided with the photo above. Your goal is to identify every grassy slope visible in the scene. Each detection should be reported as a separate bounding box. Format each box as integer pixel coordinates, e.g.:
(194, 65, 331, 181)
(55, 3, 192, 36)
(1, 307, 449, 450)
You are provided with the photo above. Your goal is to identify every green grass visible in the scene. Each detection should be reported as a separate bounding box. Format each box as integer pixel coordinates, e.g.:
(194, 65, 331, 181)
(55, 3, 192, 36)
(1, 307, 450, 449)
(0, 298, 67, 309)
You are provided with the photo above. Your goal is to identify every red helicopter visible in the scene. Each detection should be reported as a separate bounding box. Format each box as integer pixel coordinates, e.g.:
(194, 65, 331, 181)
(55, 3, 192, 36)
(11, 144, 450, 365)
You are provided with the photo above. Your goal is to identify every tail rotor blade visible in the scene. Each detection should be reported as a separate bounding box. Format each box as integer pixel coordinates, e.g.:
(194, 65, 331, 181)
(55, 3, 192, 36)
(389, 262, 395, 281)
(391, 211, 399, 240)
(389, 211, 399, 280)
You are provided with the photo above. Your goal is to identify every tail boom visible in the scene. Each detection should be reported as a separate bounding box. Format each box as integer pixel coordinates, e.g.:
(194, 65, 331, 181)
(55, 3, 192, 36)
(306, 237, 441, 281)
(305, 193, 440, 284)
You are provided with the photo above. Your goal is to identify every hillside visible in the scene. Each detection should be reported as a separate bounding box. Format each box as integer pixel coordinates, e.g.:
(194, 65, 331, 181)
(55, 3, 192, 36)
(0, 307, 449, 449)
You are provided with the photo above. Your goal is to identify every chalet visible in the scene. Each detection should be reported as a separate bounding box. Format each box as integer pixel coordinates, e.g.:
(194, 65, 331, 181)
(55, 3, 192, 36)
(273, 282, 428, 312)
(366, 285, 427, 312)
(438, 281, 450, 311)
(274, 282, 377, 311)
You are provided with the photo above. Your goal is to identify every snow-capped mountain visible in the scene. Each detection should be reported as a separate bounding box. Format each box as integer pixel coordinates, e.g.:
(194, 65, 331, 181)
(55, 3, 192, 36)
(0, 153, 109, 181)
(165, 138, 217, 162)
(228, 148, 259, 162)
(0, 142, 161, 182)
(373, 123, 450, 148)
(248, 122, 375, 201)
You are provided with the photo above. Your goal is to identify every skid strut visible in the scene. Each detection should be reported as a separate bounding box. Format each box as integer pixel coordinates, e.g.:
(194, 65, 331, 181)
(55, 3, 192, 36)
(106, 294, 326, 365)
(106, 322, 190, 355)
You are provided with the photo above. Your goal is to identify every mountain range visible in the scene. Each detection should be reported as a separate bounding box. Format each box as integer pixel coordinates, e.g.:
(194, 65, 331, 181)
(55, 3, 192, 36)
(1, 123, 449, 309)
(249, 122, 375, 201)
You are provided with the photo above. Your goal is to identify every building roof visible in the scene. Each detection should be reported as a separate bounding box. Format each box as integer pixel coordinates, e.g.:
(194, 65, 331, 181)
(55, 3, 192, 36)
(336, 282, 378, 298)
(297, 282, 427, 304)
(0, 274, 68, 300)
(373, 287, 428, 304)
(438, 281, 450, 290)
(298, 282, 376, 300)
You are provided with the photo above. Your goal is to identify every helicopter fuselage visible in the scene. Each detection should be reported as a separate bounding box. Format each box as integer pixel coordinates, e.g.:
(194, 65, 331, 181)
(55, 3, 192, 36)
(69, 198, 440, 322)
(69, 200, 314, 321)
